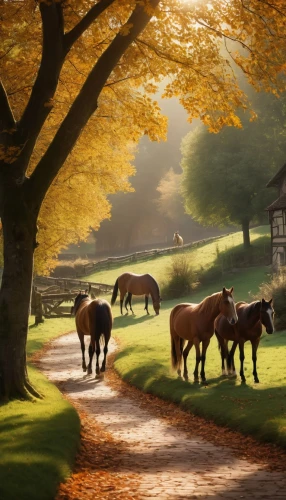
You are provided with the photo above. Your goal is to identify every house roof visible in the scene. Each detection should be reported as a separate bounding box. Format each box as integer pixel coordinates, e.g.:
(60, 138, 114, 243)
(266, 163, 286, 188)
(266, 194, 286, 211)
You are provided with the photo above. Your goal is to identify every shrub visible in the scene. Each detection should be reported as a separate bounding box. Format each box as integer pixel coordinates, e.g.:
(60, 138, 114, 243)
(162, 254, 197, 299)
(198, 264, 223, 284)
(255, 270, 286, 331)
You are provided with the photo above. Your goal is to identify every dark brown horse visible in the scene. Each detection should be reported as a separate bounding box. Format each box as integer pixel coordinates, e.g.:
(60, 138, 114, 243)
(170, 287, 238, 383)
(215, 299, 274, 383)
(111, 272, 161, 315)
(72, 292, 113, 377)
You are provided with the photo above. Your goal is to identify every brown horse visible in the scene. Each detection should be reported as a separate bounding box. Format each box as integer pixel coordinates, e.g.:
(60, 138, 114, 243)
(72, 292, 112, 377)
(111, 272, 161, 315)
(170, 287, 238, 383)
(215, 299, 274, 383)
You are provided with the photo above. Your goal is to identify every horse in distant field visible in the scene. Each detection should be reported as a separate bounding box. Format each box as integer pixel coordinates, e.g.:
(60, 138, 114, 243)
(170, 287, 237, 383)
(72, 291, 113, 377)
(173, 231, 183, 246)
(215, 298, 274, 383)
(111, 272, 161, 315)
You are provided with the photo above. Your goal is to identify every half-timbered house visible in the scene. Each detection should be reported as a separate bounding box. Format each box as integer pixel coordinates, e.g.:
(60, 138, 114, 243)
(266, 163, 286, 268)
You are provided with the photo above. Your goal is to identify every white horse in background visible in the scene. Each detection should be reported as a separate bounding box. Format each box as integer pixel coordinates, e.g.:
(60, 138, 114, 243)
(173, 231, 183, 247)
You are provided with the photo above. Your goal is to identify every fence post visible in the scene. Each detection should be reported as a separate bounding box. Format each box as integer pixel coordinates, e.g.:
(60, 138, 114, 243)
(33, 287, 44, 325)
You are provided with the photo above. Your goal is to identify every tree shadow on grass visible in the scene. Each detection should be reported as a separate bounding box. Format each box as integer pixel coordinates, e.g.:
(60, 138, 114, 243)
(0, 406, 79, 500)
(112, 313, 154, 330)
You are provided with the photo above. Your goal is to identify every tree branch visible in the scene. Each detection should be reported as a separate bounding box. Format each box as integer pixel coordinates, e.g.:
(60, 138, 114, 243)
(0, 79, 15, 131)
(14, 1, 65, 177)
(29, 0, 161, 207)
(63, 0, 116, 54)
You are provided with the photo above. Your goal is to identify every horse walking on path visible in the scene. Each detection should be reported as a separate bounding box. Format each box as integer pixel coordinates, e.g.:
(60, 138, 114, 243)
(170, 287, 238, 383)
(215, 299, 274, 383)
(111, 272, 161, 315)
(72, 292, 113, 377)
(173, 231, 183, 246)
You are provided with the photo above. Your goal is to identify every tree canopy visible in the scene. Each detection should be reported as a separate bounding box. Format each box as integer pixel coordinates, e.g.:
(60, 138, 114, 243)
(1, 0, 286, 272)
(181, 89, 286, 247)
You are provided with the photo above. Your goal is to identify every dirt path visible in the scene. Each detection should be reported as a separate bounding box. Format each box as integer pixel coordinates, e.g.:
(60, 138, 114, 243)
(39, 332, 286, 499)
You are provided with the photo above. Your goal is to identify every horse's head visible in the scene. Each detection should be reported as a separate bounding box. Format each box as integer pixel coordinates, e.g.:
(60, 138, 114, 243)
(219, 287, 238, 325)
(72, 291, 89, 315)
(260, 298, 274, 334)
(153, 296, 162, 315)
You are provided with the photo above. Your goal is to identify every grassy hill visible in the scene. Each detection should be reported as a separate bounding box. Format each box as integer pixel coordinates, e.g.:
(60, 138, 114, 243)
(84, 226, 270, 286)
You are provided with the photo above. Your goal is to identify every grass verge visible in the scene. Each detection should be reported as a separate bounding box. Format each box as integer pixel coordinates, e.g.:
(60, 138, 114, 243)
(0, 317, 79, 500)
(111, 266, 286, 449)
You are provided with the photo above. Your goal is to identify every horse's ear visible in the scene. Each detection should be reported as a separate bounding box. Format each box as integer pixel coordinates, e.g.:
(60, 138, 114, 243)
(222, 287, 226, 294)
(262, 298, 265, 303)
(230, 287, 233, 293)
(269, 298, 273, 305)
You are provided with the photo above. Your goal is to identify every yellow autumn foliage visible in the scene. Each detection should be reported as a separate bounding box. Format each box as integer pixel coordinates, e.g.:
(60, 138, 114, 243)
(1, 0, 285, 274)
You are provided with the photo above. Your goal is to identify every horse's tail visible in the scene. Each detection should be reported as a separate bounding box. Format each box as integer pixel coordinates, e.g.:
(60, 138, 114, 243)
(111, 278, 119, 306)
(94, 300, 112, 344)
(170, 309, 185, 371)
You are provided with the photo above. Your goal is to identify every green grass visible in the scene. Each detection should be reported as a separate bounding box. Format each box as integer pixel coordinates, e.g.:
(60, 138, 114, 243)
(112, 265, 286, 448)
(84, 226, 270, 286)
(0, 317, 79, 500)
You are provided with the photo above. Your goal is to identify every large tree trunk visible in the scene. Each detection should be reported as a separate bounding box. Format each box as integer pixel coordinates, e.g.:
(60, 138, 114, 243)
(0, 192, 39, 400)
(242, 219, 251, 249)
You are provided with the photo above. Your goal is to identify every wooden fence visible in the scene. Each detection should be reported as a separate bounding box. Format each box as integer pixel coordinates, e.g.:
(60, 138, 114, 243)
(31, 279, 114, 322)
(79, 233, 234, 277)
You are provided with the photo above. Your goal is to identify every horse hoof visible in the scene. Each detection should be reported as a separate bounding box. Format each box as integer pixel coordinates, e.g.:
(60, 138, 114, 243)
(87, 369, 92, 375)
(82, 367, 87, 372)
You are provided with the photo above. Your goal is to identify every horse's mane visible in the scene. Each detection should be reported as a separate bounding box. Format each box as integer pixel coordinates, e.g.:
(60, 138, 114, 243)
(196, 291, 223, 315)
(149, 274, 160, 300)
(74, 295, 90, 315)
(246, 301, 260, 317)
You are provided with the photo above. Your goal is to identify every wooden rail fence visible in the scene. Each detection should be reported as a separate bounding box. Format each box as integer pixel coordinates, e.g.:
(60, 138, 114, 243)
(31, 278, 114, 322)
(79, 233, 234, 277)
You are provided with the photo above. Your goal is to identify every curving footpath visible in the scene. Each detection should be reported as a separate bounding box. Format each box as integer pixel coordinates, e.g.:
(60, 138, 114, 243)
(39, 332, 286, 499)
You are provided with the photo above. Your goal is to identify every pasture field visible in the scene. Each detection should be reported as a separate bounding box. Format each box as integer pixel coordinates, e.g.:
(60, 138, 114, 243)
(111, 265, 286, 449)
(84, 226, 270, 285)
(0, 317, 79, 500)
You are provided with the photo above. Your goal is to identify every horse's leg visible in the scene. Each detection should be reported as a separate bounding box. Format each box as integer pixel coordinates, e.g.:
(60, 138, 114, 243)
(216, 333, 227, 375)
(239, 341, 246, 383)
(228, 341, 238, 376)
(183, 341, 193, 381)
(124, 293, 130, 315)
(129, 293, 134, 315)
(193, 339, 201, 383)
(144, 295, 150, 315)
(252, 338, 260, 383)
(125, 292, 133, 315)
(87, 341, 95, 375)
(78, 332, 87, 372)
(200, 338, 210, 383)
(100, 333, 111, 373)
(120, 289, 126, 315)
